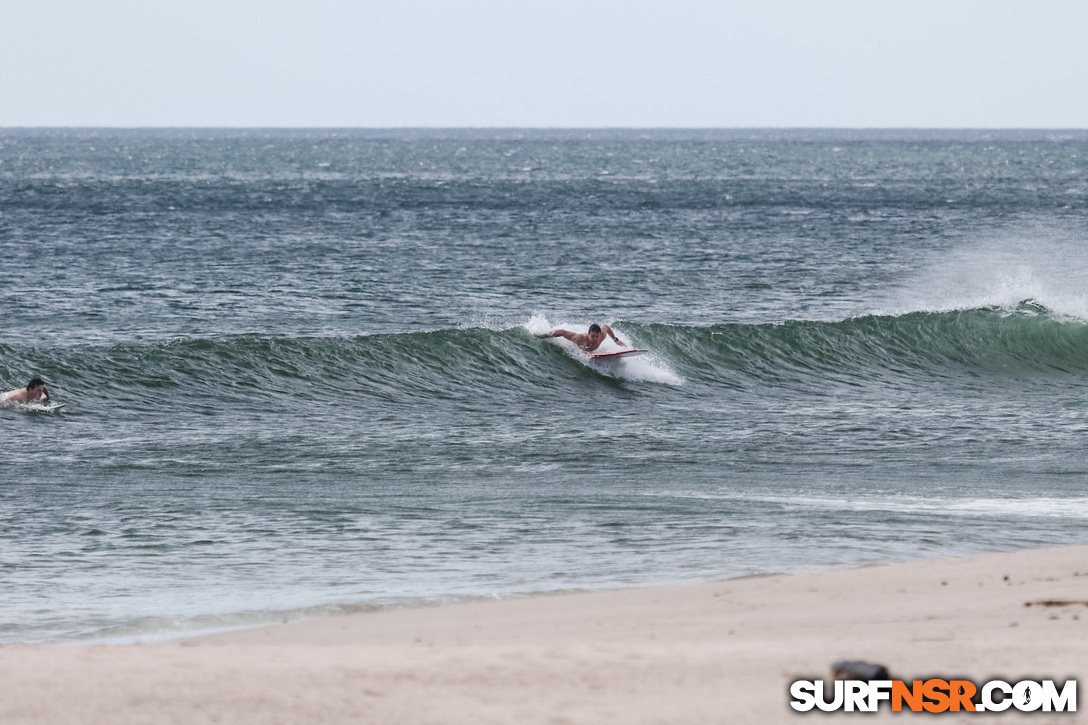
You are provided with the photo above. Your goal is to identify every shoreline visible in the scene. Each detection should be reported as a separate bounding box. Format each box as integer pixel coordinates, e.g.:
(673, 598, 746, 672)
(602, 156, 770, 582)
(32, 553, 988, 647)
(4, 544, 1087, 723)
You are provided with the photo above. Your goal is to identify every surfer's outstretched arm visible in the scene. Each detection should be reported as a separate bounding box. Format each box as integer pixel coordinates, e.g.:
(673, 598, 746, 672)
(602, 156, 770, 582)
(601, 324, 626, 347)
(537, 329, 575, 341)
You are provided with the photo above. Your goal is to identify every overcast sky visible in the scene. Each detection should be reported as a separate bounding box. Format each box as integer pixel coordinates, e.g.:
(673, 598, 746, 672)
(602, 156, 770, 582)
(3, 0, 1086, 128)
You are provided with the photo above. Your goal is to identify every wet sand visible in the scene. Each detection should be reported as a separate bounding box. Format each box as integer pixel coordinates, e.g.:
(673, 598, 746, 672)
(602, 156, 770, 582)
(3, 545, 1086, 724)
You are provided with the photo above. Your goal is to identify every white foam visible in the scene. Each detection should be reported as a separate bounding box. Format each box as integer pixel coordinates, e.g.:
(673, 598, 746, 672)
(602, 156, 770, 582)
(524, 312, 555, 337)
(770, 494, 1088, 519)
(2, 400, 62, 413)
(588, 352, 683, 386)
(871, 495, 1088, 519)
(642, 491, 1088, 519)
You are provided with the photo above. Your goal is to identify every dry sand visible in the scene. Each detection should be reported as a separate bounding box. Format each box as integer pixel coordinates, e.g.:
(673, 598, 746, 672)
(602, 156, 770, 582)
(2, 545, 1086, 724)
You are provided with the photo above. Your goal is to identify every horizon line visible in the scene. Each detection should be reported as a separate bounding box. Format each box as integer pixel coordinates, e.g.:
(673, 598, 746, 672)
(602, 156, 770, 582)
(2, 125, 1087, 132)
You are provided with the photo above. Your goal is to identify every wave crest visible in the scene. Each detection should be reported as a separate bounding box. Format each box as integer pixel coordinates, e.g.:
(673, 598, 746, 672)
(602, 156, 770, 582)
(3, 305, 1085, 406)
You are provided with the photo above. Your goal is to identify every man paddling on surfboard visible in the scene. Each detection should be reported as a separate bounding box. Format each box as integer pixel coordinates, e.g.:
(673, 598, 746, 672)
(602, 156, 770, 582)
(0, 377, 50, 405)
(536, 324, 626, 353)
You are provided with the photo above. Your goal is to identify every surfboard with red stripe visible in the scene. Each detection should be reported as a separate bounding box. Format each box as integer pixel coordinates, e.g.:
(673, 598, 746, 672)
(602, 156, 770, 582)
(589, 349, 648, 360)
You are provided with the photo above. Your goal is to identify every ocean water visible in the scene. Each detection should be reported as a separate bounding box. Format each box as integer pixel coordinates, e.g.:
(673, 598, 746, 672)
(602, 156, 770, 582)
(3, 128, 1088, 643)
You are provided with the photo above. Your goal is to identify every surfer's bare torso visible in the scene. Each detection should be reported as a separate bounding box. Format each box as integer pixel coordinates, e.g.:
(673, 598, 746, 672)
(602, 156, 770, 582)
(537, 324, 626, 352)
(1, 379, 50, 406)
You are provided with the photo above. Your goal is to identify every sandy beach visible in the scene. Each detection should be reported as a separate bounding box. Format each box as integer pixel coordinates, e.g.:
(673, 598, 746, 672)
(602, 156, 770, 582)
(2, 545, 1086, 724)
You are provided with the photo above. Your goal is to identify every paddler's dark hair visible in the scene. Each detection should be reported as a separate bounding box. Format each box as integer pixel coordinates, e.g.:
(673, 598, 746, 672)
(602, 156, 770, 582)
(589, 324, 602, 334)
(27, 377, 45, 390)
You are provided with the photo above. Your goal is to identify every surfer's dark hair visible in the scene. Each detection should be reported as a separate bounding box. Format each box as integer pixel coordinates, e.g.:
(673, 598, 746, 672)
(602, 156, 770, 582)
(27, 377, 45, 390)
(589, 324, 602, 334)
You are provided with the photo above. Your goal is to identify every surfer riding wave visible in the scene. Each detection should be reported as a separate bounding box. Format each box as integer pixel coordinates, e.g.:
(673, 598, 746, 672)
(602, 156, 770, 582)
(535, 324, 626, 353)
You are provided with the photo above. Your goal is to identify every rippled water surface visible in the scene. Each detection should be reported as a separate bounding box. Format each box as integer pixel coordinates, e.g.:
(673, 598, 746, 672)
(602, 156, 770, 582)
(3, 129, 1088, 641)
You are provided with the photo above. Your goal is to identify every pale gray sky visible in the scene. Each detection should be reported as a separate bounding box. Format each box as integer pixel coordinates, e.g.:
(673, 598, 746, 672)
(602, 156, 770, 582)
(3, 0, 1086, 127)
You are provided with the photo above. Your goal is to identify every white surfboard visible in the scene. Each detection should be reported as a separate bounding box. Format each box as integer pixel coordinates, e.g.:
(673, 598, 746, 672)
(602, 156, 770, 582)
(25, 402, 66, 413)
(589, 349, 648, 360)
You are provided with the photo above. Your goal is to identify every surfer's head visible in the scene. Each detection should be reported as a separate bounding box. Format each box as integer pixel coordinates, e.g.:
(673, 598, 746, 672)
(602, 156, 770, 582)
(586, 324, 606, 348)
(26, 378, 48, 402)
